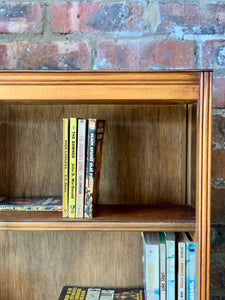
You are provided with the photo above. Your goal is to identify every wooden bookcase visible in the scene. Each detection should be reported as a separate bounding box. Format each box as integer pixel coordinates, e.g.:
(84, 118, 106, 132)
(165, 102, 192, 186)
(0, 71, 211, 300)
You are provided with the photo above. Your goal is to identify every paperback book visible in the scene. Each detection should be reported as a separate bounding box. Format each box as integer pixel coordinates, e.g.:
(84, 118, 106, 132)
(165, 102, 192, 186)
(142, 232, 160, 300)
(75, 119, 87, 218)
(0, 196, 62, 211)
(159, 232, 166, 300)
(176, 232, 186, 300)
(62, 118, 69, 217)
(58, 286, 144, 300)
(68, 117, 77, 218)
(183, 232, 196, 300)
(84, 119, 105, 218)
(165, 232, 176, 300)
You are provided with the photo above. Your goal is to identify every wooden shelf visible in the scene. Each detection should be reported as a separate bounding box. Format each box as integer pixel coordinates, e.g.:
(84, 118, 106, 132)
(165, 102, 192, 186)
(0, 204, 195, 231)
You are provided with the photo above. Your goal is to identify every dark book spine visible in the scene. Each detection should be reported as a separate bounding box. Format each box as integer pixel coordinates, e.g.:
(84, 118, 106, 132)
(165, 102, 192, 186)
(84, 119, 105, 218)
(84, 119, 97, 218)
(92, 120, 105, 211)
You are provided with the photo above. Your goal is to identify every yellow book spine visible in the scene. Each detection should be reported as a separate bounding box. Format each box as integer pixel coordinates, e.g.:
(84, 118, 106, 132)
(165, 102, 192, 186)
(69, 118, 77, 218)
(62, 118, 69, 218)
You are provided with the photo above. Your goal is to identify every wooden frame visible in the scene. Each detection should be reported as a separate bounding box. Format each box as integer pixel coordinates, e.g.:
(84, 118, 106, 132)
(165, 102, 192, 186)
(0, 71, 212, 300)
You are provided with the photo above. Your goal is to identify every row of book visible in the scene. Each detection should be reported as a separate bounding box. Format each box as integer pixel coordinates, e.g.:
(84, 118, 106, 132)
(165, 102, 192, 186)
(62, 118, 105, 218)
(142, 231, 195, 300)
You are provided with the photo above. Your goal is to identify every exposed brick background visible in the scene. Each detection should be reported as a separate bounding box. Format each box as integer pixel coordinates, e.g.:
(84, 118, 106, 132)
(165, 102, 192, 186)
(0, 1, 225, 299)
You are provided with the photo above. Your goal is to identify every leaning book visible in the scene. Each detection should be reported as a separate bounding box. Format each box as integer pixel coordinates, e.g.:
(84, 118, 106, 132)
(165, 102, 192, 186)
(84, 119, 105, 218)
(0, 196, 62, 211)
(58, 286, 144, 300)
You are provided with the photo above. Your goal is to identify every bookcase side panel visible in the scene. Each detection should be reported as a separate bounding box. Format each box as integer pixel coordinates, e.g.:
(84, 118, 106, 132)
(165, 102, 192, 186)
(196, 71, 212, 300)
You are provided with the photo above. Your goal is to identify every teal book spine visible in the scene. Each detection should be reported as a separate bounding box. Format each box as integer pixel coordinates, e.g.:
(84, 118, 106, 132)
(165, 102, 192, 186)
(186, 242, 196, 300)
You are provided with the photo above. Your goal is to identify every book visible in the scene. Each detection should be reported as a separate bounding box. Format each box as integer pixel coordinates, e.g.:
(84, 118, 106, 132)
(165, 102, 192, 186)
(114, 288, 144, 299)
(68, 118, 77, 218)
(183, 232, 195, 300)
(176, 232, 186, 300)
(58, 286, 144, 300)
(84, 119, 105, 218)
(62, 118, 69, 217)
(0, 196, 62, 211)
(142, 232, 160, 300)
(159, 232, 166, 300)
(165, 232, 176, 300)
(75, 119, 87, 218)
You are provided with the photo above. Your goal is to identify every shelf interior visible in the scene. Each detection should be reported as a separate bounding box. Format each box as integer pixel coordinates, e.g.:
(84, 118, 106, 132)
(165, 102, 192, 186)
(0, 104, 196, 205)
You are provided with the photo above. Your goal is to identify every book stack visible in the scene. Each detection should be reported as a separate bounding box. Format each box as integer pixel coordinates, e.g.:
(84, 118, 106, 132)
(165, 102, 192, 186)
(62, 118, 105, 218)
(142, 232, 195, 300)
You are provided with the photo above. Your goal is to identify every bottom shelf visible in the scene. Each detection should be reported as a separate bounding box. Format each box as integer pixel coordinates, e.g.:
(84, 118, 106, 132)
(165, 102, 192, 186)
(0, 204, 195, 231)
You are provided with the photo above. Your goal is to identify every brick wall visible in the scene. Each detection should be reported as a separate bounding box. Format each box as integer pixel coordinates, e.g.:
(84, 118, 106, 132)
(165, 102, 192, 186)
(0, 1, 224, 299)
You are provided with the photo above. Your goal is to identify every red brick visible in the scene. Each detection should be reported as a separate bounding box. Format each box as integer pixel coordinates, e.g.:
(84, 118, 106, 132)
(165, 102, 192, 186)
(0, 42, 91, 70)
(96, 40, 195, 70)
(212, 149, 225, 179)
(213, 78, 225, 108)
(202, 40, 225, 68)
(211, 189, 225, 217)
(151, 40, 195, 69)
(0, 43, 18, 69)
(212, 113, 225, 146)
(51, 2, 144, 33)
(0, 3, 42, 33)
(0, 44, 9, 67)
(96, 40, 139, 70)
(210, 260, 225, 289)
(139, 40, 195, 69)
(51, 3, 75, 33)
(159, 4, 225, 35)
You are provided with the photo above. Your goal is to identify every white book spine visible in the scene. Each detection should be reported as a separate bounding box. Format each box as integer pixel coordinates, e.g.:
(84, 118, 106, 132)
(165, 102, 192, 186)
(166, 240, 175, 300)
(160, 243, 166, 300)
(145, 244, 160, 300)
(178, 242, 186, 300)
(75, 119, 87, 218)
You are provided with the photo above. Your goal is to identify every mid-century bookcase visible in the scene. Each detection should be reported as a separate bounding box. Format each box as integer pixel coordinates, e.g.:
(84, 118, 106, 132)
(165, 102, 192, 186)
(0, 71, 211, 300)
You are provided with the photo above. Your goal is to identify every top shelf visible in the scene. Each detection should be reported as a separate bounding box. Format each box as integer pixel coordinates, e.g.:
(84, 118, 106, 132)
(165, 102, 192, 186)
(0, 71, 203, 104)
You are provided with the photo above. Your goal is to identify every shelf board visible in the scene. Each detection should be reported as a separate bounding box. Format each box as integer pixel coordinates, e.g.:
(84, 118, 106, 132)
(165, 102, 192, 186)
(0, 204, 195, 231)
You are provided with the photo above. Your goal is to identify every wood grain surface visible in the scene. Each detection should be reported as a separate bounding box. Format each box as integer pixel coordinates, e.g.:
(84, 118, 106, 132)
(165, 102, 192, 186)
(0, 231, 143, 300)
(0, 104, 187, 206)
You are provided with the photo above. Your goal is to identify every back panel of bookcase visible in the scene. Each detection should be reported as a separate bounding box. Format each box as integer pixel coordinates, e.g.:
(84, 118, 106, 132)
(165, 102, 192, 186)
(0, 104, 188, 206)
(0, 231, 144, 299)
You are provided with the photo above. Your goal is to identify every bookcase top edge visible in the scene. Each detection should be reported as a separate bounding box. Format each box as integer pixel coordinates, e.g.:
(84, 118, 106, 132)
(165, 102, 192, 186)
(0, 69, 213, 73)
